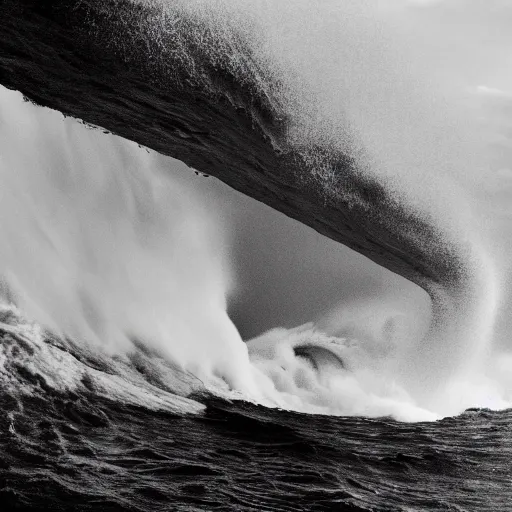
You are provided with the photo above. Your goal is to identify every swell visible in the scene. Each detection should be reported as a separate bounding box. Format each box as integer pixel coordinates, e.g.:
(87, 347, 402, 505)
(2, 305, 512, 510)
(0, 306, 207, 416)
(0, 0, 467, 300)
(2, 359, 512, 512)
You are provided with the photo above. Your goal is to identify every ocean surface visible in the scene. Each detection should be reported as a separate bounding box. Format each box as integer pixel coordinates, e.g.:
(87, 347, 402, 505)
(1, 317, 511, 512)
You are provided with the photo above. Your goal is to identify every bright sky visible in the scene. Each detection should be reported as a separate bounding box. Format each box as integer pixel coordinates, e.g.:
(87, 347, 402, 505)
(402, 0, 512, 93)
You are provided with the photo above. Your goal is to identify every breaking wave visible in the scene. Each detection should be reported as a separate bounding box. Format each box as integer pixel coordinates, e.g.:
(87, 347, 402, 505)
(2, 0, 512, 423)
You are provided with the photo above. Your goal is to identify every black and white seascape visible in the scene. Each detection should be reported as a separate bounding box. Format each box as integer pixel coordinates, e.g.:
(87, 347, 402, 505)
(0, 1, 511, 511)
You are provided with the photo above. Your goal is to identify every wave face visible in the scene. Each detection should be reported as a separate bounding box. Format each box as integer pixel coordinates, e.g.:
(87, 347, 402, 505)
(0, 70, 509, 422)
(0, 1, 512, 422)
(0, 85, 436, 421)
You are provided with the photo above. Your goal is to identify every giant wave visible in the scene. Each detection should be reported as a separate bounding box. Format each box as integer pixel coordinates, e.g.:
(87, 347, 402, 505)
(0, 0, 511, 424)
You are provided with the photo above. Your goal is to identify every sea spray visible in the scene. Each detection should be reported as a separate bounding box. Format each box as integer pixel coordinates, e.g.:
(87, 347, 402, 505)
(0, 86, 267, 399)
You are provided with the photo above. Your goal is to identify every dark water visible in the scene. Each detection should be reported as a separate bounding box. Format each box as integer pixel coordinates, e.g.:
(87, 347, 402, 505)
(1, 324, 511, 512)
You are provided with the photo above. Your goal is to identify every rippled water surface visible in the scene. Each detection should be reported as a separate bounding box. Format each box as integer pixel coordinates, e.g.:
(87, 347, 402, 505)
(1, 320, 511, 512)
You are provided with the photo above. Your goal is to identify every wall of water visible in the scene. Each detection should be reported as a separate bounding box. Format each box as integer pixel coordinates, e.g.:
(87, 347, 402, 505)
(1, 0, 512, 420)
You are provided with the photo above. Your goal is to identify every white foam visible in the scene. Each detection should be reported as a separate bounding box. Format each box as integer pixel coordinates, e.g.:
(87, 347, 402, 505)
(0, 305, 204, 414)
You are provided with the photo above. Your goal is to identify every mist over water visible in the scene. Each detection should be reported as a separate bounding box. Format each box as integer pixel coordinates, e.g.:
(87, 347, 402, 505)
(0, 86, 263, 398)
(1, 0, 512, 421)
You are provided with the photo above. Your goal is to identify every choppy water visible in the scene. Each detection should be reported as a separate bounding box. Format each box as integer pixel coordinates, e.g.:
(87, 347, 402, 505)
(1, 320, 511, 512)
